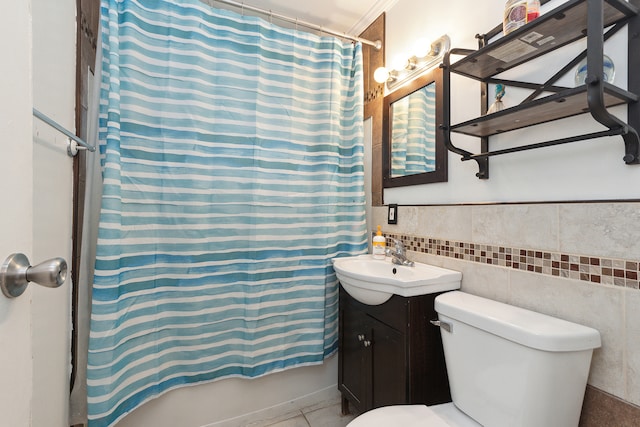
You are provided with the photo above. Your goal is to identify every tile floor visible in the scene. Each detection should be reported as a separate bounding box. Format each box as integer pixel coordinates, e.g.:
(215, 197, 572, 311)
(245, 396, 357, 427)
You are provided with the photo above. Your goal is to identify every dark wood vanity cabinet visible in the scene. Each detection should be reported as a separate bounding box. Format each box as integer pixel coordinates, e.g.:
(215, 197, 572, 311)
(338, 287, 451, 415)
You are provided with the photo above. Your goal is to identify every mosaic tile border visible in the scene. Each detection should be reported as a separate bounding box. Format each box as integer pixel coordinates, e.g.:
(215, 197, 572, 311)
(385, 233, 640, 290)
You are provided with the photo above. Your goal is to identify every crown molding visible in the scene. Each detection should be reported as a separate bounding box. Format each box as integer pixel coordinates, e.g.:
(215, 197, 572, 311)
(348, 0, 398, 36)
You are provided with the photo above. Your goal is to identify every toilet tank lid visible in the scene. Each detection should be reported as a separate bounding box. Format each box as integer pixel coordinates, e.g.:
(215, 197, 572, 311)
(434, 291, 601, 352)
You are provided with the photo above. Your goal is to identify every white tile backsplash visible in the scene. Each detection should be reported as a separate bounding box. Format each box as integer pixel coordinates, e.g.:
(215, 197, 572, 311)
(625, 289, 640, 406)
(372, 201, 640, 407)
(559, 203, 640, 259)
(418, 206, 473, 242)
(471, 204, 559, 251)
(507, 270, 625, 398)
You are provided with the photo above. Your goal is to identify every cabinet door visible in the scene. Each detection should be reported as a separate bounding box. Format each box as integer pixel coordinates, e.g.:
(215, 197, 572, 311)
(339, 302, 371, 410)
(370, 317, 406, 408)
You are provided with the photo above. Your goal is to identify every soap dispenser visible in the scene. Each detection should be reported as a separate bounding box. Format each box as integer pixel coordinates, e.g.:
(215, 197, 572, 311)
(372, 226, 386, 260)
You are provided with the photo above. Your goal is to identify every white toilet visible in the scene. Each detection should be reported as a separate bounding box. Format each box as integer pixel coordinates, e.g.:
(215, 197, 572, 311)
(347, 291, 601, 427)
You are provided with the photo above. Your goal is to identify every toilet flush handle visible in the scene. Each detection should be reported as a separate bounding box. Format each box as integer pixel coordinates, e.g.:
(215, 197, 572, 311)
(430, 319, 452, 333)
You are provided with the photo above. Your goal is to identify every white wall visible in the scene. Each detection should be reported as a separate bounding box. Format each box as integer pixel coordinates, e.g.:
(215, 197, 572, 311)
(0, 1, 35, 426)
(0, 0, 75, 426)
(383, 0, 637, 204)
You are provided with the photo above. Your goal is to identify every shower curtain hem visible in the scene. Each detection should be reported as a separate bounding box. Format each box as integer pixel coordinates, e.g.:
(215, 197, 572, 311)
(90, 358, 331, 427)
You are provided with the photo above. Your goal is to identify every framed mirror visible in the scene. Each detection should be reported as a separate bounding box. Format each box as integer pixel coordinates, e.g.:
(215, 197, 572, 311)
(382, 66, 446, 188)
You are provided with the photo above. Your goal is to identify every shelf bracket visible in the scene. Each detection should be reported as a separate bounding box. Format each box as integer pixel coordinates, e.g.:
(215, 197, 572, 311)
(621, 130, 640, 164)
(586, 0, 640, 164)
(442, 49, 489, 179)
(441, 124, 489, 178)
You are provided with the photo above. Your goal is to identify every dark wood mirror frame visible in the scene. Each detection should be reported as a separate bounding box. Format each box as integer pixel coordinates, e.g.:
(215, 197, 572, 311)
(382, 66, 447, 188)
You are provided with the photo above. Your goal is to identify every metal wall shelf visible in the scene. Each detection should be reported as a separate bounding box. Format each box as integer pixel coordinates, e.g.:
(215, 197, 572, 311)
(450, 0, 637, 80)
(451, 83, 637, 138)
(442, 0, 640, 179)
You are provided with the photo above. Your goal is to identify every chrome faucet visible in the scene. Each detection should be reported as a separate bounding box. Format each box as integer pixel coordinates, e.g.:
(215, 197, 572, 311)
(386, 238, 414, 267)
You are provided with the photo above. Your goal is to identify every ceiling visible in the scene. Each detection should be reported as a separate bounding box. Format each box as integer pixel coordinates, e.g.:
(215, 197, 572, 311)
(214, 0, 395, 38)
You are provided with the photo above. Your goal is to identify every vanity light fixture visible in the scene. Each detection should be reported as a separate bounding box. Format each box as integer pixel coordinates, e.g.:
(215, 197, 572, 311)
(374, 34, 450, 91)
(373, 67, 397, 84)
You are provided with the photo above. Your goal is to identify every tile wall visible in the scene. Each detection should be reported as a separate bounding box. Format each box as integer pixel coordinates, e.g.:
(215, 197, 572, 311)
(383, 236, 640, 289)
(371, 202, 640, 415)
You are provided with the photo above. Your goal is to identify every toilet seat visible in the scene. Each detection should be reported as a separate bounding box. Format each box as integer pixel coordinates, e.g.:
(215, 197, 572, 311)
(346, 405, 450, 427)
(346, 403, 482, 427)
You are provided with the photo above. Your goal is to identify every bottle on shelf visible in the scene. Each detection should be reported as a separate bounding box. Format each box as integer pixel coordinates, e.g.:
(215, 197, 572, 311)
(527, 0, 540, 22)
(503, 0, 527, 35)
(503, 0, 540, 35)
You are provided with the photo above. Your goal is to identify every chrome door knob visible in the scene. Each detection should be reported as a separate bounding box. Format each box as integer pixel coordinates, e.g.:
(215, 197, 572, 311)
(0, 253, 67, 298)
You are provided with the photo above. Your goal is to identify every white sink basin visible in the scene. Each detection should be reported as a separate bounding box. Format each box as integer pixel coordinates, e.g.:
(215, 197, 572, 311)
(332, 254, 461, 305)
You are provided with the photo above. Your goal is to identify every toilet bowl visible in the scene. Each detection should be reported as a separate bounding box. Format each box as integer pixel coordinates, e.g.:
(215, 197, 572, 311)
(346, 291, 601, 427)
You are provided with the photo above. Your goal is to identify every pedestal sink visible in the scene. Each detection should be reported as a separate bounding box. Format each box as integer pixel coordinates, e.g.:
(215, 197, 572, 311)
(332, 254, 461, 305)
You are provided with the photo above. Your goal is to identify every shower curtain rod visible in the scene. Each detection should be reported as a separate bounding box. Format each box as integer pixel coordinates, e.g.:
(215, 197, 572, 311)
(208, 0, 382, 50)
(33, 108, 96, 152)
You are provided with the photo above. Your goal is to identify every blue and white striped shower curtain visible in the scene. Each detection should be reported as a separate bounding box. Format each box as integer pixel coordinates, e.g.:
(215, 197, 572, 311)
(88, 0, 367, 425)
(391, 83, 436, 176)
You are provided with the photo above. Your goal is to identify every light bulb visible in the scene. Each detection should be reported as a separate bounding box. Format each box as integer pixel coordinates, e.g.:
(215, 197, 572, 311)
(412, 37, 431, 58)
(391, 53, 410, 72)
(373, 67, 390, 84)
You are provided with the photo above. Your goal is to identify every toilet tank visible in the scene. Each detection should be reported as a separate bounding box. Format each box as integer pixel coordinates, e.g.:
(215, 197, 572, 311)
(434, 291, 601, 427)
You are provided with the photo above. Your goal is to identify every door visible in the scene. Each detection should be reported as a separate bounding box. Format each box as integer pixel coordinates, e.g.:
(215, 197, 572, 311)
(339, 299, 372, 411)
(31, 0, 76, 424)
(339, 290, 408, 412)
(0, 2, 36, 424)
(1, 1, 75, 425)
(370, 316, 406, 408)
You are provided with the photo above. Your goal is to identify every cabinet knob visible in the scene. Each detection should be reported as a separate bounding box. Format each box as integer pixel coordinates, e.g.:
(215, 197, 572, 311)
(357, 334, 365, 342)
(363, 340, 372, 347)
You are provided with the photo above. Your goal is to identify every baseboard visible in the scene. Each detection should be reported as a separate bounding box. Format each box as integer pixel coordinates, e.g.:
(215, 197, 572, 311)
(204, 385, 341, 427)
(580, 385, 640, 427)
